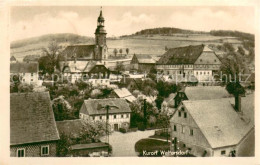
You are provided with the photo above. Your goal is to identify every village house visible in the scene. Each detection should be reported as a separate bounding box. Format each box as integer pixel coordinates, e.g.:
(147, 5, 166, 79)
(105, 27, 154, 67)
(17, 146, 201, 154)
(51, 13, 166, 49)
(79, 98, 131, 131)
(156, 44, 222, 82)
(119, 77, 143, 91)
(170, 94, 254, 157)
(56, 119, 109, 157)
(174, 86, 231, 108)
(10, 62, 39, 85)
(130, 54, 156, 73)
(10, 92, 60, 157)
(110, 88, 136, 103)
(60, 60, 110, 85)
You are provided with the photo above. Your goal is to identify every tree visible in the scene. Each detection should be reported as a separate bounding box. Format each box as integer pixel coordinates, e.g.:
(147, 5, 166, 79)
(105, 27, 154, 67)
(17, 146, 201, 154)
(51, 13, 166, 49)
(56, 133, 70, 157)
(223, 42, 235, 52)
(237, 46, 245, 56)
(52, 95, 73, 121)
(126, 48, 129, 55)
(155, 95, 164, 110)
(39, 41, 61, 74)
(16, 83, 34, 93)
(113, 48, 118, 57)
(91, 89, 103, 99)
(119, 49, 123, 56)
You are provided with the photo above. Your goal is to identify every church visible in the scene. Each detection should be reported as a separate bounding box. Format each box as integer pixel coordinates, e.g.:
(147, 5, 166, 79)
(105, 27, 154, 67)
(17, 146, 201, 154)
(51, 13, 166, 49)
(59, 8, 110, 85)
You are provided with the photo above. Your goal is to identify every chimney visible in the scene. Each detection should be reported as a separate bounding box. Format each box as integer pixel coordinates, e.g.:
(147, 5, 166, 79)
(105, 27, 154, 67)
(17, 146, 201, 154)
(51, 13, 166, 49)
(235, 94, 241, 112)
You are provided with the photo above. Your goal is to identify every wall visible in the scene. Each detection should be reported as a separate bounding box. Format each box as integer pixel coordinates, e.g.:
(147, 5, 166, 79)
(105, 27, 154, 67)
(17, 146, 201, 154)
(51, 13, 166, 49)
(10, 141, 57, 157)
(236, 128, 255, 157)
(70, 147, 108, 157)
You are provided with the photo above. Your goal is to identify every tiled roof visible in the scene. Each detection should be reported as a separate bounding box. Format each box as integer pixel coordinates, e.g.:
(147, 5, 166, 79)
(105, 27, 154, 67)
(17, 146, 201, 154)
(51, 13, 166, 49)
(157, 45, 204, 65)
(56, 119, 85, 138)
(80, 98, 131, 116)
(10, 62, 38, 73)
(113, 88, 136, 103)
(10, 92, 60, 145)
(60, 45, 96, 60)
(71, 142, 108, 150)
(182, 95, 254, 148)
(134, 54, 156, 64)
(184, 86, 231, 100)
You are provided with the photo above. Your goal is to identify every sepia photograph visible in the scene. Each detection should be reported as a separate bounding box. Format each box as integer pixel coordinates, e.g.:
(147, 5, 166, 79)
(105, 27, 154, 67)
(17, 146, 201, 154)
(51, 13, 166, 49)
(0, 0, 259, 164)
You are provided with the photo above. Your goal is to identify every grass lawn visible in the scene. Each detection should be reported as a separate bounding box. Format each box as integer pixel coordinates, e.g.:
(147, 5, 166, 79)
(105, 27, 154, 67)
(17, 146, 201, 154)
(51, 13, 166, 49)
(135, 138, 170, 157)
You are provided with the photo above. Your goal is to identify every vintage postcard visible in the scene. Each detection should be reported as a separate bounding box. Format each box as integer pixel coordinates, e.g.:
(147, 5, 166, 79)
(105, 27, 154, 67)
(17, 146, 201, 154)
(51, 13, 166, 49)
(0, 0, 259, 164)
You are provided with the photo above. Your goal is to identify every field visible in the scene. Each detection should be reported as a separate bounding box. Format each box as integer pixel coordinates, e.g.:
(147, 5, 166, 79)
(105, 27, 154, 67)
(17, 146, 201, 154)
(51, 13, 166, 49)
(10, 33, 243, 61)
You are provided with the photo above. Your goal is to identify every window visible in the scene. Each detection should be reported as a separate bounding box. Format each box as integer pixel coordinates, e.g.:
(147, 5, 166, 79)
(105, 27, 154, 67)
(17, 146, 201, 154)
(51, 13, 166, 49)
(31, 73, 34, 76)
(181, 125, 185, 133)
(174, 125, 177, 131)
(190, 129, 193, 136)
(121, 114, 124, 118)
(114, 115, 116, 119)
(31, 79, 33, 81)
(17, 148, 25, 157)
(214, 59, 217, 62)
(221, 150, 226, 155)
(183, 144, 186, 148)
(41, 145, 49, 156)
(184, 112, 187, 118)
(200, 59, 202, 62)
(200, 72, 202, 75)
(126, 114, 129, 118)
(178, 111, 181, 117)
(23, 79, 25, 82)
(92, 116, 95, 120)
(100, 116, 102, 120)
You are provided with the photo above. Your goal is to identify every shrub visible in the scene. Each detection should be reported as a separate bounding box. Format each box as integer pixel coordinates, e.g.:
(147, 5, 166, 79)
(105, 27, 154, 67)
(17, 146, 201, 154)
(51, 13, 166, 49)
(119, 128, 127, 133)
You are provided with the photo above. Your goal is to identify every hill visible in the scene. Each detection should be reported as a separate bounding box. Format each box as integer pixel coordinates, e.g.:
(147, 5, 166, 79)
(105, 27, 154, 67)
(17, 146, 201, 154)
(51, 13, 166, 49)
(11, 33, 94, 49)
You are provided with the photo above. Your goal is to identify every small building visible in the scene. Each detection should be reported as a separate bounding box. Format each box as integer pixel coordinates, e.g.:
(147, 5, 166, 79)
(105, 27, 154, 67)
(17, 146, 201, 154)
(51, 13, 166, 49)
(79, 98, 131, 131)
(60, 60, 110, 86)
(156, 44, 222, 82)
(70, 143, 109, 157)
(10, 92, 60, 157)
(10, 62, 39, 85)
(170, 94, 254, 157)
(111, 88, 136, 103)
(119, 77, 143, 91)
(130, 54, 156, 73)
(174, 86, 231, 108)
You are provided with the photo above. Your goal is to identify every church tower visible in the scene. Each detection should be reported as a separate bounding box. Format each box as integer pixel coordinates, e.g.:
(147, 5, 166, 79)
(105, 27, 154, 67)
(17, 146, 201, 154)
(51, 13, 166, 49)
(94, 7, 108, 60)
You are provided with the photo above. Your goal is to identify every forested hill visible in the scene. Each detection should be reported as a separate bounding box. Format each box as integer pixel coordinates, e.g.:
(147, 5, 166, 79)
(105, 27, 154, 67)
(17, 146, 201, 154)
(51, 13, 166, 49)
(121, 27, 206, 37)
(209, 30, 254, 41)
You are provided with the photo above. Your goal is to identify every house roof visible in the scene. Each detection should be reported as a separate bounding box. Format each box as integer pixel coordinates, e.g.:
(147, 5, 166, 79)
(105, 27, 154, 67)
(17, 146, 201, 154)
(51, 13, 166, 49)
(62, 60, 104, 73)
(10, 56, 16, 61)
(182, 95, 254, 148)
(80, 98, 131, 116)
(120, 77, 143, 87)
(71, 142, 108, 150)
(184, 86, 231, 100)
(113, 88, 136, 103)
(157, 44, 205, 65)
(56, 119, 85, 138)
(10, 92, 60, 145)
(134, 54, 156, 64)
(10, 62, 38, 73)
(60, 45, 96, 60)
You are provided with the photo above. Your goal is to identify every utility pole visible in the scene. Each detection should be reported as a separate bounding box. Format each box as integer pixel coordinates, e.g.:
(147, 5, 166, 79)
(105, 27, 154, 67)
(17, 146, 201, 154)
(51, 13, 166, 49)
(102, 104, 118, 156)
(143, 99, 147, 130)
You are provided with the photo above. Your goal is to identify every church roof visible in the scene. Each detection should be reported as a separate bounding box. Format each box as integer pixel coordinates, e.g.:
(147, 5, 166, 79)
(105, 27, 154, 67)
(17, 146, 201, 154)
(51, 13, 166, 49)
(60, 45, 96, 60)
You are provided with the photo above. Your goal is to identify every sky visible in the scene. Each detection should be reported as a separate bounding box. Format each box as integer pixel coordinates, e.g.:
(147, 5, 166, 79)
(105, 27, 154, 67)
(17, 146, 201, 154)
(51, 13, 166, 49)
(10, 6, 255, 41)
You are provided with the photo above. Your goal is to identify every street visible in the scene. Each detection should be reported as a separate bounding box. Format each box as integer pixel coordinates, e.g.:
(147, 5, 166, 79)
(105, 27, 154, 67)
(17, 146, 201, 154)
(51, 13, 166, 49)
(100, 130, 155, 156)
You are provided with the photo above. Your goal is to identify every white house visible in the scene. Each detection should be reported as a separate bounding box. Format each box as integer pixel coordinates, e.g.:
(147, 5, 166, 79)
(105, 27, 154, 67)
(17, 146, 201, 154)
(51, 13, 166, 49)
(170, 94, 254, 157)
(156, 44, 222, 83)
(10, 62, 39, 85)
(79, 98, 131, 131)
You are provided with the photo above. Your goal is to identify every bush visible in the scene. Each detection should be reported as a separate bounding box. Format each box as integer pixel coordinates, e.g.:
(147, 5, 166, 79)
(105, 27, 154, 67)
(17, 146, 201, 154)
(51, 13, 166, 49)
(137, 122, 145, 131)
(129, 127, 138, 132)
(119, 128, 127, 133)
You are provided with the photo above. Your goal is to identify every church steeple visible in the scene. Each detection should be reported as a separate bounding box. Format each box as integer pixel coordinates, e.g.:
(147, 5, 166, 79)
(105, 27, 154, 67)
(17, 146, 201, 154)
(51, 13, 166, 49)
(95, 7, 107, 46)
(94, 7, 108, 61)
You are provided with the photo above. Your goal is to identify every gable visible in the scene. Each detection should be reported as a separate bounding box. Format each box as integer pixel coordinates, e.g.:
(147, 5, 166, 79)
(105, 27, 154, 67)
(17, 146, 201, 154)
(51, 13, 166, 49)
(194, 51, 221, 65)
